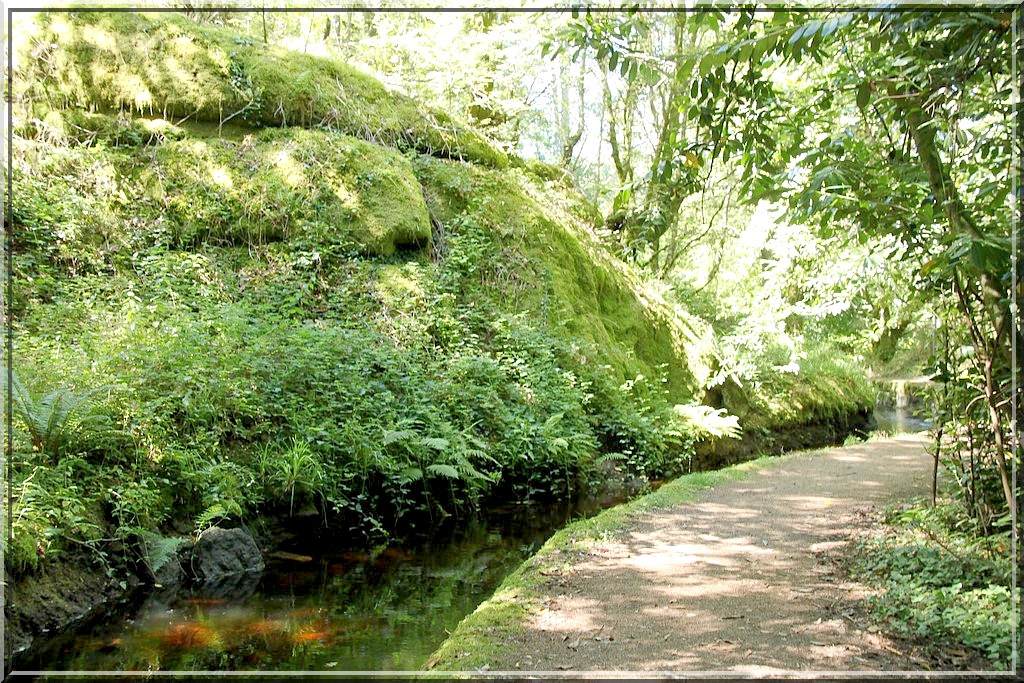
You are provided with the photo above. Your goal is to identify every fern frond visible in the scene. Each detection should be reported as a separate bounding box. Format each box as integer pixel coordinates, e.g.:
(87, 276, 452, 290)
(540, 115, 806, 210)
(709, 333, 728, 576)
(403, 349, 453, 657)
(595, 451, 627, 464)
(426, 463, 460, 479)
(419, 436, 449, 452)
(397, 466, 424, 483)
(382, 429, 417, 446)
(4, 370, 36, 428)
(542, 412, 565, 431)
(194, 502, 230, 534)
(673, 404, 742, 439)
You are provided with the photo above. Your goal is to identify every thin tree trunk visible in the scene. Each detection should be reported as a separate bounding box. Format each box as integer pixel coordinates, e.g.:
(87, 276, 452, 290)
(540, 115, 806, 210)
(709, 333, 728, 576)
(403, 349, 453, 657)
(894, 85, 1015, 518)
(602, 74, 628, 184)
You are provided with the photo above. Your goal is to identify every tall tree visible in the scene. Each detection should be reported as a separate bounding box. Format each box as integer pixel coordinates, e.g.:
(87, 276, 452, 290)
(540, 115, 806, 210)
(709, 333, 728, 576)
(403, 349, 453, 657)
(551, 5, 1017, 518)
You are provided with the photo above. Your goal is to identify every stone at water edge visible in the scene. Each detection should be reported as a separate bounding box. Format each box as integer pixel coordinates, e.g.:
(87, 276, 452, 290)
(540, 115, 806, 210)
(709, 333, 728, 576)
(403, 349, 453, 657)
(187, 526, 265, 587)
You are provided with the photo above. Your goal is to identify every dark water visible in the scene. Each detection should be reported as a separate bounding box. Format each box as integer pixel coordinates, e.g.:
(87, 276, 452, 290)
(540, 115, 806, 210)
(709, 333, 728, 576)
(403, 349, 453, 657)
(13, 496, 622, 674)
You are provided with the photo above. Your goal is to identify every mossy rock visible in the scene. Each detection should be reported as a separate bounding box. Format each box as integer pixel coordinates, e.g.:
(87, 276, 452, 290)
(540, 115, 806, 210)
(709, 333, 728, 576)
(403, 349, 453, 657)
(132, 126, 431, 255)
(16, 11, 507, 168)
(14, 116, 430, 255)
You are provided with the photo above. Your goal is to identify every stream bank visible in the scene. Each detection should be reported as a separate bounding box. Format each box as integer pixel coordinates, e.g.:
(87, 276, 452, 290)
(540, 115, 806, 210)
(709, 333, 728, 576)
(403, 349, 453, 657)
(4, 406, 880, 675)
(691, 409, 875, 471)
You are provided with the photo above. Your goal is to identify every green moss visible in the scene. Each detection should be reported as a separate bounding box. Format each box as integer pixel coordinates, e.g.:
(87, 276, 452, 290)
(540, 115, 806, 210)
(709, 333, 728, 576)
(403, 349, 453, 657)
(17, 11, 507, 168)
(414, 155, 716, 403)
(742, 346, 877, 430)
(18, 119, 431, 255)
(15, 109, 188, 147)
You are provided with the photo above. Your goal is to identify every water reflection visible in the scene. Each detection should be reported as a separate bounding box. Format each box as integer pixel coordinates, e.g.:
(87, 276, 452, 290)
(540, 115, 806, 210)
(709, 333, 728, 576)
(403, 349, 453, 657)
(16, 498, 615, 674)
(872, 407, 932, 435)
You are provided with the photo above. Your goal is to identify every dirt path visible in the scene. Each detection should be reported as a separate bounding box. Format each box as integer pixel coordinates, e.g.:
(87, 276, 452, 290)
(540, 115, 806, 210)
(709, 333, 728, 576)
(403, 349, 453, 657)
(485, 434, 957, 674)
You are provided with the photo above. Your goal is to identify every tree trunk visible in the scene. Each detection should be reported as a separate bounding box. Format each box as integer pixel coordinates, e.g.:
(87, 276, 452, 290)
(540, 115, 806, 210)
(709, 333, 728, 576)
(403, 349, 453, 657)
(635, 15, 689, 262)
(602, 75, 629, 184)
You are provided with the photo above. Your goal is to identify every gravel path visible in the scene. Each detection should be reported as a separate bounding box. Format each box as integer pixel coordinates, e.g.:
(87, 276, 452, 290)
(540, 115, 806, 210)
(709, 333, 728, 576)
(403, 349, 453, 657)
(486, 434, 961, 675)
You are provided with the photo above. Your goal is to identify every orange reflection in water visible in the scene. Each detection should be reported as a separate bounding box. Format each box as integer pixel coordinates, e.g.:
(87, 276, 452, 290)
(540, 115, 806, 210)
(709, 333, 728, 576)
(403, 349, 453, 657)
(158, 622, 215, 650)
(245, 619, 286, 637)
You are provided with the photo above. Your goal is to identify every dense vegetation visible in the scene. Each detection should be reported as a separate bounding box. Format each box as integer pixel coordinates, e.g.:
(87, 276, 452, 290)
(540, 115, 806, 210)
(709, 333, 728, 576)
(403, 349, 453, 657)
(5, 10, 874, 585)
(849, 499, 1016, 667)
(4, 4, 1017, 670)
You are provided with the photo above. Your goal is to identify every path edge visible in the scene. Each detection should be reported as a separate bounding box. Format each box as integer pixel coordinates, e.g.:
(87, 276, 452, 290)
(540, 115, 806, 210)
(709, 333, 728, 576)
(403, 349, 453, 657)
(424, 447, 813, 673)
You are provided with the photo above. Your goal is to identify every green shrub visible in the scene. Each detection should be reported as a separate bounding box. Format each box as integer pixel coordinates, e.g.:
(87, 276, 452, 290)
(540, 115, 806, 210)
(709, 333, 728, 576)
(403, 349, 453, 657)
(849, 501, 1017, 669)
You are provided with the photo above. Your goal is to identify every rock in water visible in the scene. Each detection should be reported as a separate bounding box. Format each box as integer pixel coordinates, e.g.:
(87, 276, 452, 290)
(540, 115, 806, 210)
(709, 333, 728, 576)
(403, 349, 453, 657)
(188, 527, 265, 586)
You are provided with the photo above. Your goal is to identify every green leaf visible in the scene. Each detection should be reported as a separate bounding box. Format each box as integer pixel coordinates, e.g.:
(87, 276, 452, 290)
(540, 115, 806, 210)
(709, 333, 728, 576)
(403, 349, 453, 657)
(856, 82, 871, 111)
(383, 428, 416, 446)
(612, 187, 632, 214)
(420, 436, 449, 451)
(698, 48, 728, 75)
(821, 16, 839, 38)
(398, 466, 423, 482)
(426, 463, 460, 479)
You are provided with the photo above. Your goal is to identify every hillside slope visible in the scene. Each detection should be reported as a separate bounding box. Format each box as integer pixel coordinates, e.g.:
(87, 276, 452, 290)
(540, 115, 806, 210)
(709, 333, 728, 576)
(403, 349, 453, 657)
(6, 10, 874, 587)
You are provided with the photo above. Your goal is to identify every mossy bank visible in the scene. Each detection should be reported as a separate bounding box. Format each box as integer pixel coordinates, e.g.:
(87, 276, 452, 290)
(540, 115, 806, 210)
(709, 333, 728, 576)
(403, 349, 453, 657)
(6, 9, 876, 660)
(425, 454, 783, 671)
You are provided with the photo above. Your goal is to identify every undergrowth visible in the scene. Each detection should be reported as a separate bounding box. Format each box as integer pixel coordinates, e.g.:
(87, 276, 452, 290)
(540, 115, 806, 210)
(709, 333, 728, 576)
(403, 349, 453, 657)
(847, 499, 1018, 670)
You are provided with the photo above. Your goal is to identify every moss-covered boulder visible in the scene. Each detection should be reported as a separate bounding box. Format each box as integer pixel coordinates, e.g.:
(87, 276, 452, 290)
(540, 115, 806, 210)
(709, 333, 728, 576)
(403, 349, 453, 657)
(15, 10, 507, 168)
(14, 117, 431, 256)
(142, 127, 431, 255)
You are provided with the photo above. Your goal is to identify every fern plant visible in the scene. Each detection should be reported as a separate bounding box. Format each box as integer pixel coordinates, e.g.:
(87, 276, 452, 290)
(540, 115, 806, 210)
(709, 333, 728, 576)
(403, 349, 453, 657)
(275, 437, 325, 516)
(3, 369, 115, 461)
(673, 404, 742, 439)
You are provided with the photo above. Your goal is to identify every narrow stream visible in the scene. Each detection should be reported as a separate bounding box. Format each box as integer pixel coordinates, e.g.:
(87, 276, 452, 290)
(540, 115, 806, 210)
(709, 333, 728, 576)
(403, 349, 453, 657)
(13, 496, 621, 674)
